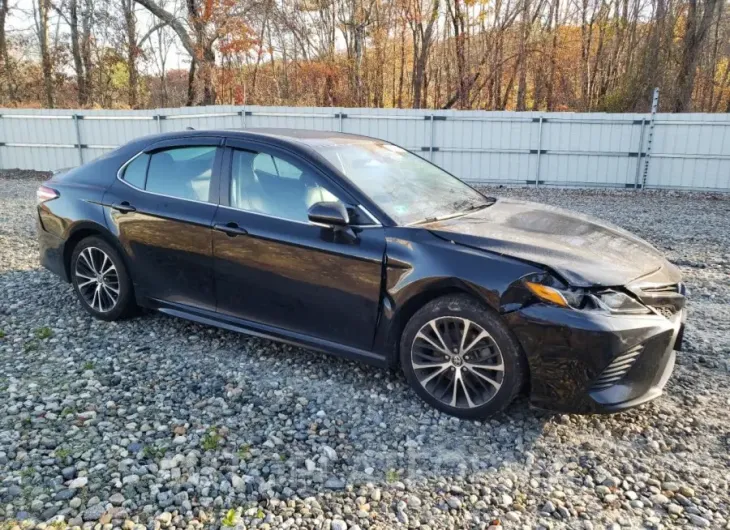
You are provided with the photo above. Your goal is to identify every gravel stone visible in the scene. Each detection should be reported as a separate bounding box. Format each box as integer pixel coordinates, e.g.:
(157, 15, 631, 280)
(651, 493, 670, 505)
(324, 477, 346, 490)
(109, 492, 126, 506)
(61, 466, 77, 480)
(687, 513, 711, 527)
(667, 503, 683, 515)
(82, 503, 107, 521)
(67, 476, 88, 489)
(1, 172, 729, 529)
(322, 445, 338, 461)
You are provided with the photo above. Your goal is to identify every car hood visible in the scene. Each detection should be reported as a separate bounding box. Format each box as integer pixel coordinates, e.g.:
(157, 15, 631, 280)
(424, 198, 680, 287)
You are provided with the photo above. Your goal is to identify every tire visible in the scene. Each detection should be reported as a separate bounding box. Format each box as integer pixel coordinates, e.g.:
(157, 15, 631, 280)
(400, 294, 526, 419)
(70, 236, 137, 321)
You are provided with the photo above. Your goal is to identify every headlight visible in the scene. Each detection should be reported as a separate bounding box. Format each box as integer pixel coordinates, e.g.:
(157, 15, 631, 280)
(524, 277, 650, 314)
(590, 290, 651, 314)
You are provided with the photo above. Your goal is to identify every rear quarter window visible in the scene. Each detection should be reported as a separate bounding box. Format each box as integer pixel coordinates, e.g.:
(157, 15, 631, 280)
(122, 154, 150, 189)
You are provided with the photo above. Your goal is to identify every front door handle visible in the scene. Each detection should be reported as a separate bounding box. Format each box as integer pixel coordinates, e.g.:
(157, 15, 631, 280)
(214, 222, 248, 237)
(111, 201, 136, 213)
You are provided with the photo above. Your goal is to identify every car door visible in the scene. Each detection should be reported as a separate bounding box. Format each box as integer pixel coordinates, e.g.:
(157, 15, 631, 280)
(103, 136, 223, 311)
(212, 139, 386, 351)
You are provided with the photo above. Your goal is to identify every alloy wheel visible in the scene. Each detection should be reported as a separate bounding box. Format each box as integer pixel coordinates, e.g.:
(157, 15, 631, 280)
(74, 247, 120, 313)
(410, 317, 504, 409)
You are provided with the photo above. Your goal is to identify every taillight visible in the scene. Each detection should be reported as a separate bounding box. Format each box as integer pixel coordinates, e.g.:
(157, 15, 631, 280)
(37, 185, 59, 204)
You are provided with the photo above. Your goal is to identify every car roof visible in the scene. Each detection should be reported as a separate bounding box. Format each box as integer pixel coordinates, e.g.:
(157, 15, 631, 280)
(136, 128, 378, 151)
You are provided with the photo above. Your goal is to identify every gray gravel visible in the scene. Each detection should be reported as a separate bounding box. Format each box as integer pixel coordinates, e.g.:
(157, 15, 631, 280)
(1, 169, 729, 530)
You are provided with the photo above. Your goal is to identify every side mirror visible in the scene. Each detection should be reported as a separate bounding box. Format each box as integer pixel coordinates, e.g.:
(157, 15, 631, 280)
(308, 201, 350, 226)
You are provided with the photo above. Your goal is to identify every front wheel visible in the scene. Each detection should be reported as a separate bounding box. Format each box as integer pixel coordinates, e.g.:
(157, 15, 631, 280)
(400, 295, 526, 419)
(70, 236, 137, 321)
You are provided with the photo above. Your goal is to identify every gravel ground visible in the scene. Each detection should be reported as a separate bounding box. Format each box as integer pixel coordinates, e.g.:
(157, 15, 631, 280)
(1, 169, 729, 530)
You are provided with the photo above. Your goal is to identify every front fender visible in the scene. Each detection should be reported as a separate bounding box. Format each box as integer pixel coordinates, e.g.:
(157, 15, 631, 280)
(372, 228, 543, 366)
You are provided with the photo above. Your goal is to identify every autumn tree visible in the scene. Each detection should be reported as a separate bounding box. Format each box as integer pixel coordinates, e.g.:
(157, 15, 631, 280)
(2, 0, 729, 112)
(405, 0, 439, 108)
(673, 0, 723, 111)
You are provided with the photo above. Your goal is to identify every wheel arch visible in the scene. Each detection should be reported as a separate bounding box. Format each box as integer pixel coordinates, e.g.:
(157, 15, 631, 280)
(382, 277, 499, 369)
(63, 222, 132, 282)
(383, 278, 531, 394)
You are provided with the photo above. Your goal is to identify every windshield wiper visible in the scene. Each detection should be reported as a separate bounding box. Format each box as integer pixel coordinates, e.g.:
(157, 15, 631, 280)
(409, 201, 495, 226)
(410, 216, 441, 226)
(461, 202, 494, 213)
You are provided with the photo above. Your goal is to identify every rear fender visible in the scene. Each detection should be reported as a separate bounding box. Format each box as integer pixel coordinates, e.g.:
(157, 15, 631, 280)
(61, 221, 134, 286)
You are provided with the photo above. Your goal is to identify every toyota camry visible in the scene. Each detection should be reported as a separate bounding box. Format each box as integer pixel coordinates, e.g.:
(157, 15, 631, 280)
(36, 129, 686, 418)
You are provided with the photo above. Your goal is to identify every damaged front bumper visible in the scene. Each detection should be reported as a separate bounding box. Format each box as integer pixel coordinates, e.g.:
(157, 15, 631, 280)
(504, 303, 685, 414)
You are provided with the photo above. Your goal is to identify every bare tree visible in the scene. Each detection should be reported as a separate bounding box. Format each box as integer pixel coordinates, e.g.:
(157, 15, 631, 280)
(339, 0, 377, 106)
(121, 0, 139, 107)
(446, 0, 468, 108)
(33, 0, 54, 107)
(134, 0, 217, 104)
(149, 18, 175, 106)
(53, 0, 91, 105)
(407, 0, 440, 108)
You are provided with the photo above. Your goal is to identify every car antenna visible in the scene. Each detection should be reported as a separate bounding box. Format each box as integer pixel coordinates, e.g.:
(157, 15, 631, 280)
(185, 126, 195, 130)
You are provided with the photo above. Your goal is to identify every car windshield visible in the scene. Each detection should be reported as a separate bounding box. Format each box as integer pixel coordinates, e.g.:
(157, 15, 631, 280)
(307, 138, 493, 225)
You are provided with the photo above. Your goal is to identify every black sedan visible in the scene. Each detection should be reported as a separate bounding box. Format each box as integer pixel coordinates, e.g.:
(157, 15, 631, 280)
(36, 129, 686, 418)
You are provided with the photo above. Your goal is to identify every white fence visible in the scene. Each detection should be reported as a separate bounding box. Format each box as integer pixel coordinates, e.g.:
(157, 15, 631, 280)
(1, 105, 729, 190)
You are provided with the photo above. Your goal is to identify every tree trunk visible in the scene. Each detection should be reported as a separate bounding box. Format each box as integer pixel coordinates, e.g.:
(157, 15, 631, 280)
(412, 48, 427, 108)
(81, 0, 93, 104)
(122, 0, 138, 108)
(186, 59, 197, 106)
(0, 0, 10, 104)
(68, 0, 88, 105)
(0, 0, 6, 68)
(672, 0, 719, 112)
(157, 30, 168, 107)
(37, 0, 54, 107)
(516, 0, 530, 110)
(250, 0, 270, 105)
(353, 23, 365, 106)
(411, 0, 439, 109)
(396, 25, 405, 108)
(448, 0, 468, 108)
(546, 0, 559, 110)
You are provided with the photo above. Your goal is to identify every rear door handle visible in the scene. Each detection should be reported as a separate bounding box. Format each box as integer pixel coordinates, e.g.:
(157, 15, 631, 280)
(214, 222, 248, 237)
(111, 201, 136, 213)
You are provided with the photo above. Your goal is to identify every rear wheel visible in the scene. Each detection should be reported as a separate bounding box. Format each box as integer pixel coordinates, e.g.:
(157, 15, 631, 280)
(400, 294, 525, 419)
(70, 236, 136, 321)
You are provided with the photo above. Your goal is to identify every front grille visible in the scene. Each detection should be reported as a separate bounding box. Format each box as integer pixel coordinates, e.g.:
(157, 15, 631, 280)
(651, 305, 679, 319)
(590, 345, 643, 390)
